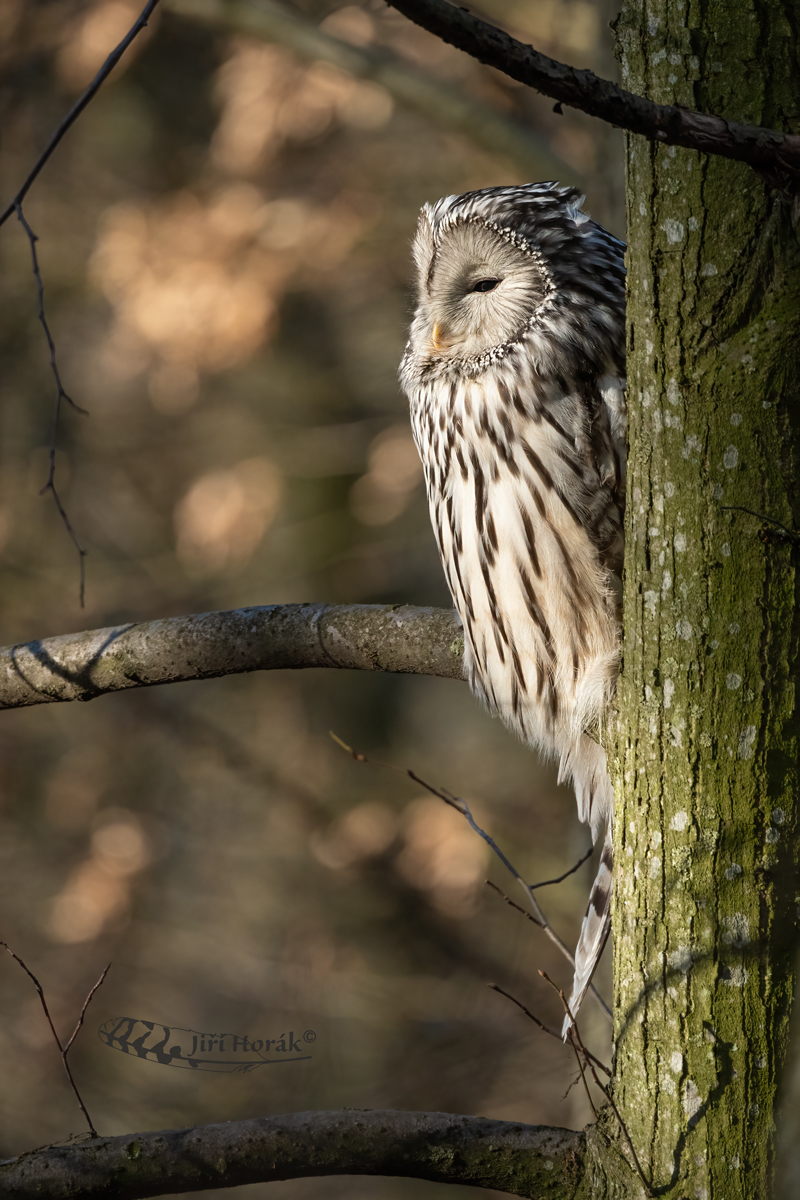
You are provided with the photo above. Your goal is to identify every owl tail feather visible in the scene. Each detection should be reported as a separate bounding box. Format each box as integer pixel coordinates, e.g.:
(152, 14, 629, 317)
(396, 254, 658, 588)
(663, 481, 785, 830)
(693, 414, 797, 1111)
(556, 735, 614, 1040)
(561, 821, 613, 1039)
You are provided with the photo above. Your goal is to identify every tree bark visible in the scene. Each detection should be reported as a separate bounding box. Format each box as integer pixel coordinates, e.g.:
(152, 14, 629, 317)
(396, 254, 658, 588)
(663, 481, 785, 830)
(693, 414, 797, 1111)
(0, 1110, 584, 1199)
(591, 0, 800, 1196)
(0, 605, 464, 709)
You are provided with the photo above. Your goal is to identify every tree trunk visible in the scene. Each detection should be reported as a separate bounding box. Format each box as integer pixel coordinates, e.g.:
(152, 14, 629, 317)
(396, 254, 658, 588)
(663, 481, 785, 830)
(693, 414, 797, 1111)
(587, 1, 800, 1195)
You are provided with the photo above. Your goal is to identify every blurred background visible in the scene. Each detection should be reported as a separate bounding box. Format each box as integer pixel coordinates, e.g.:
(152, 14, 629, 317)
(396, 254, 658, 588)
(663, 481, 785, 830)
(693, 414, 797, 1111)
(0, 1, 624, 1195)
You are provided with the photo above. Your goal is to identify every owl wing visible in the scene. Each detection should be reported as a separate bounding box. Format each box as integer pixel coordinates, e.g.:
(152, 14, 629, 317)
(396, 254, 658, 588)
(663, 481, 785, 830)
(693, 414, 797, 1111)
(560, 369, 625, 1035)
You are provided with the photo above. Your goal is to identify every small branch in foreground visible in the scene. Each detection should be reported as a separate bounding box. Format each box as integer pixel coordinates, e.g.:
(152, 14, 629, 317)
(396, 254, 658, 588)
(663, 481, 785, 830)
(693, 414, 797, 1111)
(488, 980, 611, 1077)
(0, 1, 161, 227)
(385, 0, 800, 183)
(530, 843, 593, 890)
(331, 732, 611, 1022)
(0, 1109, 584, 1199)
(15, 204, 88, 606)
(0, 944, 109, 1138)
(486, 879, 542, 928)
(540, 970, 653, 1198)
(721, 505, 800, 542)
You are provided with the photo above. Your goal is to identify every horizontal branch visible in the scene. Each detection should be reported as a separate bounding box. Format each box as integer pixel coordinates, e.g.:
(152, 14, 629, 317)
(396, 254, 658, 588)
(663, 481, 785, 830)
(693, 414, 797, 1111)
(0, 604, 465, 710)
(164, 0, 576, 179)
(0, 1109, 584, 1199)
(386, 0, 800, 182)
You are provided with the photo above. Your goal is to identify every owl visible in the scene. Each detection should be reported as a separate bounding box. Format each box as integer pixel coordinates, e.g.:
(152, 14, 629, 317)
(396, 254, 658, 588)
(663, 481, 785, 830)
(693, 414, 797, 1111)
(399, 183, 626, 1034)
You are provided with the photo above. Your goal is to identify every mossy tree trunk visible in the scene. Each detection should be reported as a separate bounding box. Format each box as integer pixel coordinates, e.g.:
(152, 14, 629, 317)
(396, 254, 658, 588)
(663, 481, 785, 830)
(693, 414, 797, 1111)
(583, 1, 800, 1196)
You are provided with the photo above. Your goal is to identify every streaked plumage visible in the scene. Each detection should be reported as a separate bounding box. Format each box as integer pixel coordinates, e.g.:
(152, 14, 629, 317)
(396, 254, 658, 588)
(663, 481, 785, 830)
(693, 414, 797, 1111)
(399, 183, 626, 1034)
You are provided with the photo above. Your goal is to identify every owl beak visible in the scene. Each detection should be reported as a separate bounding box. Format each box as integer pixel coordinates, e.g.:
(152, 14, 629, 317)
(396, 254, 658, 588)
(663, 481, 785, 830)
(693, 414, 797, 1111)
(431, 324, 449, 353)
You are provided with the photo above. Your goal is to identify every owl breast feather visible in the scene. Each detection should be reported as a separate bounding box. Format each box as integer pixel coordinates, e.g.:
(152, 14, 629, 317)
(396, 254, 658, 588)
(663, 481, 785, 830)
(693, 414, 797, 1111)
(408, 358, 624, 775)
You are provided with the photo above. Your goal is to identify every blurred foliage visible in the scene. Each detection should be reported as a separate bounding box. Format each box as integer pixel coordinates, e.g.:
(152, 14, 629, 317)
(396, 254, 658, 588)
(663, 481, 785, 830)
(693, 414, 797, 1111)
(0, 2, 623, 1196)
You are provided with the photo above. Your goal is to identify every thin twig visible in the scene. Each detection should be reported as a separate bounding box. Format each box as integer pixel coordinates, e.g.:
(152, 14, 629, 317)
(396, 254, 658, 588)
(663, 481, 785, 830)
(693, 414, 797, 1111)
(485, 879, 542, 927)
(330, 731, 611, 1022)
(721, 505, 799, 541)
(1, 0, 161, 602)
(386, 0, 800, 184)
(539, 970, 654, 1197)
(15, 204, 88, 606)
(1, 943, 110, 1138)
(487, 981, 611, 1076)
(571, 1031, 597, 1117)
(63, 966, 111, 1056)
(530, 844, 593, 890)
(494, 974, 594, 1113)
(0, 0, 161, 227)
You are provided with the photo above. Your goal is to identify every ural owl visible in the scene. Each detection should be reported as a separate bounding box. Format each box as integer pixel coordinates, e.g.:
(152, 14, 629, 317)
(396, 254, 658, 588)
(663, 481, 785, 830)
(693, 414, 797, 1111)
(399, 183, 626, 1033)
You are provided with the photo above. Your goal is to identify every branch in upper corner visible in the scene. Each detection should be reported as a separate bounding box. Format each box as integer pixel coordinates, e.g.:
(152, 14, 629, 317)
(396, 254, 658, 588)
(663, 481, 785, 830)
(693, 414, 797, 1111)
(0, 603, 465, 710)
(385, 0, 800, 184)
(0, 1109, 584, 1199)
(0, 1, 161, 227)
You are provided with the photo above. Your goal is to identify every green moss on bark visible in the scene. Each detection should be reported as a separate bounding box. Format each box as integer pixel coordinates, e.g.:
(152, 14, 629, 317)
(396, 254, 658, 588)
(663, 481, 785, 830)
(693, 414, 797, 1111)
(595, 0, 800, 1196)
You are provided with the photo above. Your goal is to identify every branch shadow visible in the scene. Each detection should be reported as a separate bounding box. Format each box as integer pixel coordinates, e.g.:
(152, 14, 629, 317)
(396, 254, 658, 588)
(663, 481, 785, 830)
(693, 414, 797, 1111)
(615, 948, 755, 1195)
(7, 625, 136, 702)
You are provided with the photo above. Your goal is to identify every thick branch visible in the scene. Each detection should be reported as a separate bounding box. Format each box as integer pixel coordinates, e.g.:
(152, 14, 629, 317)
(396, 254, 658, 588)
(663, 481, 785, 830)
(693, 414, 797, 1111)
(0, 604, 464, 709)
(164, 0, 575, 179)
(0, 1110, 584, 1199)
(386, 0, 800, 182)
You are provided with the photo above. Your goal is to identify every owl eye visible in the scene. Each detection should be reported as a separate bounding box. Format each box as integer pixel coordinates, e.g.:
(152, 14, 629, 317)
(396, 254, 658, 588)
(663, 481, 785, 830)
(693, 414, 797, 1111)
(471, 278, 500, 293)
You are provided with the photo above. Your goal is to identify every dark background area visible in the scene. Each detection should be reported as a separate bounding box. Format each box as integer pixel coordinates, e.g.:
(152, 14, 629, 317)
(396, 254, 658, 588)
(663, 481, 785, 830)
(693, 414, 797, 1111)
(0, 2, 624, 1195)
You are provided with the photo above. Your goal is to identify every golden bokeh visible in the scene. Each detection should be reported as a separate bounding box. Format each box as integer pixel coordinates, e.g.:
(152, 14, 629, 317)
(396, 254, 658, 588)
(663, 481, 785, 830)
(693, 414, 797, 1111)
(0, 1, 622, 1185)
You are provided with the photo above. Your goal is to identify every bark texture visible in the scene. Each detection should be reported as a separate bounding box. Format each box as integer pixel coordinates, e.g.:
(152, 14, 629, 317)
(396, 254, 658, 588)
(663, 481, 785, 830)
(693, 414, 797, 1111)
(593, 1, 800, 1196)
(0, 605, 464, 709)
(0, 1110, 584, 1199)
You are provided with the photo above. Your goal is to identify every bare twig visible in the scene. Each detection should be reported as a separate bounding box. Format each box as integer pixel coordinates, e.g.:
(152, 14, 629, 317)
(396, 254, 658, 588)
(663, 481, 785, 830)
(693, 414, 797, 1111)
(63, 965, 112, 1058)
(0, 1, 161, 227)
(540, 970, 653, 1197)
(1, 943, 109, 1138)
(485, 879, 542, 927)
(331, 732, 611, 1022)
(1, 1, 161, 605)
(721, 505, 800, 541)
(571, 1030, 597, 1118)
(15, 204, 88, 606)
(488, 980, 611, 1076)
(534, 973, 596, 1116)
(530, 844, 593, 890)
(386, 0, 800, 184)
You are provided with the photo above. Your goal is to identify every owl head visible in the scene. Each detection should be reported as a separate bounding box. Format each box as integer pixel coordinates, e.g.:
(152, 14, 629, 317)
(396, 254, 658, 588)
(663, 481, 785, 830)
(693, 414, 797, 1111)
(402, 182, 625, 384)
